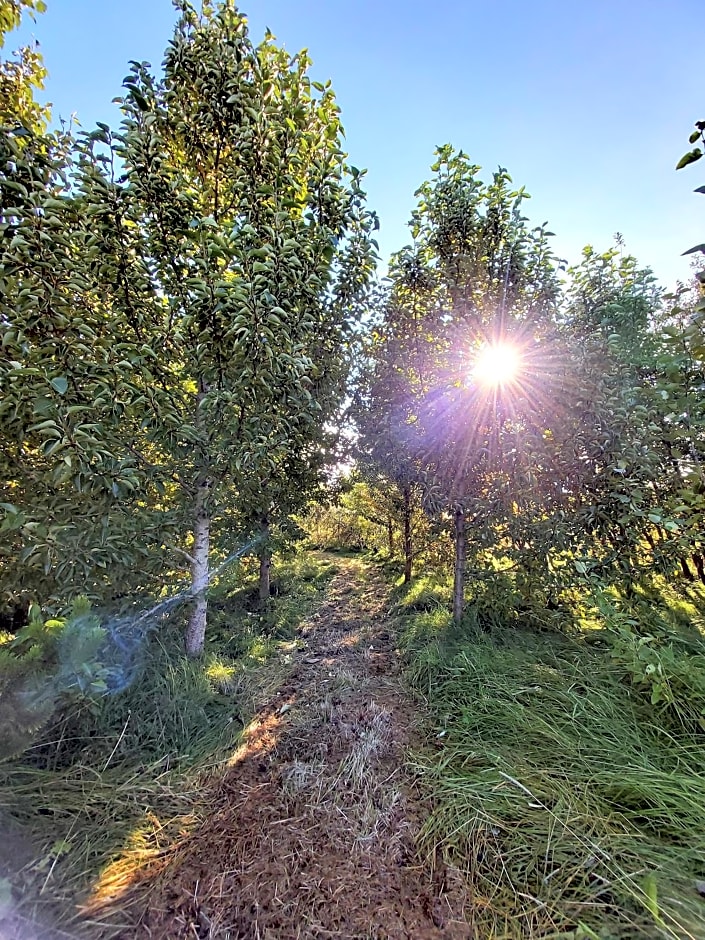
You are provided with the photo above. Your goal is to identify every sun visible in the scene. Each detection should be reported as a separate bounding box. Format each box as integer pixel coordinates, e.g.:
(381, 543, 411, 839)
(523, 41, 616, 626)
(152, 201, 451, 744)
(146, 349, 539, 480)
(472, 343, 521, 387)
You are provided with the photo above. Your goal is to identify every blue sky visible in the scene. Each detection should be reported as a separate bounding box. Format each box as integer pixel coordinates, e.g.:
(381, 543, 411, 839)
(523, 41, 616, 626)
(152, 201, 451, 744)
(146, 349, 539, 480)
(12, 0, 703, 288)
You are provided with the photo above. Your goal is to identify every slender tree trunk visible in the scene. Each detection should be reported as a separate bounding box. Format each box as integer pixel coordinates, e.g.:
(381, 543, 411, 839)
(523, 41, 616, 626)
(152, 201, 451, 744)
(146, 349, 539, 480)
(403, 485, 413, 584)
(258, 517, 271, 607)
(387, 515, 394, 558)
(452, 508, 466, 625)
(692, 553, 705, 584)
(680, 556, 695, 582)
(185, 478, 211, 658)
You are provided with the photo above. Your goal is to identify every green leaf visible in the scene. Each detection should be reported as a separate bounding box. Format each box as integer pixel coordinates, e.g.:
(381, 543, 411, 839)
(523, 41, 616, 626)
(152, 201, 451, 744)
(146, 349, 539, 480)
(50, 376, 68, 395)
(124, 83, 149, 111)
(575, 923, 602, 940)
(676, 149, 702, 170)
(642, 873, 664, 927)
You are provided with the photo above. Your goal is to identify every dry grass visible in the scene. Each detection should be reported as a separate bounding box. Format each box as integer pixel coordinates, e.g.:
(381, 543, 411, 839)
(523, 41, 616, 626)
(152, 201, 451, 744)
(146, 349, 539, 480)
(73, 556, 472, 939)
(338, 701, 391, 787)
(0, 554, 340, 939)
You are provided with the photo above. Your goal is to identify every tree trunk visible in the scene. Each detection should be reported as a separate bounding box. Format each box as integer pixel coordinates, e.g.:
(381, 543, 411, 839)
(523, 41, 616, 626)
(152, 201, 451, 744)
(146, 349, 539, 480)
(452, 508, 466, 625)
(387, 515, 394, 558)
(258, 518, 271, 607)
(680, 555, 695, 582)
(692, 552, 705, 584)
(403, 485, 413, 584)
(185, 479, 210, 658)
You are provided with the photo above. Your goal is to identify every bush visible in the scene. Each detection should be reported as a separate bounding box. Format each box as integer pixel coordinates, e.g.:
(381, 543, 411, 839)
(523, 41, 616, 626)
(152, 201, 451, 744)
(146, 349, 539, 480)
(0, 597, 114, 762)
(597, 594, 705, 737)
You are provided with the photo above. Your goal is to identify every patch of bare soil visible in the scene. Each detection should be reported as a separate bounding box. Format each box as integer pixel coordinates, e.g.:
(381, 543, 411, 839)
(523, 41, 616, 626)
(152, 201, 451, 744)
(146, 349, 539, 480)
(84, 556, 472, 939)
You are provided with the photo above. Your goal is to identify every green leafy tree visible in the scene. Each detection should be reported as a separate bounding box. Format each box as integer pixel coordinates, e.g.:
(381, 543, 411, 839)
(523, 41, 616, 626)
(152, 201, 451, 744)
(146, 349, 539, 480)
(353, 282, 427, 582)
(674, 117, 705, 331)
(553, 246, 668, 583)
(0, 0, 50, 132)
(359, 147, 560, 620)
(0, 1, 376, 654)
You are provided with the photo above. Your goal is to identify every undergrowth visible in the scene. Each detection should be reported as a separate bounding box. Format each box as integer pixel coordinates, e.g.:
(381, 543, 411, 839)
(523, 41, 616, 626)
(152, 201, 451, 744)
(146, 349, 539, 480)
(0, 549, 337, 937)
(394, 573, 705, 939)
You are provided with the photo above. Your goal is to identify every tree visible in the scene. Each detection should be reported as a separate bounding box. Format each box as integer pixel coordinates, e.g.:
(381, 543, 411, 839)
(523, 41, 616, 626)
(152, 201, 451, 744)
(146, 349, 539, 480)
(0, 0, 50, 133)
(358, 147, 560, 620)
(552, 246, 668, 584)
(672, 116, 705, 352)
(0, 1, 376, 654)
(353, 288, 426, 583)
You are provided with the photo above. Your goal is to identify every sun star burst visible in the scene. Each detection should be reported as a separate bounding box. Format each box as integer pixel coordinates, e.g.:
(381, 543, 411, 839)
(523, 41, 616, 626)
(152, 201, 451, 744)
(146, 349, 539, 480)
(472, 343, 521, 387)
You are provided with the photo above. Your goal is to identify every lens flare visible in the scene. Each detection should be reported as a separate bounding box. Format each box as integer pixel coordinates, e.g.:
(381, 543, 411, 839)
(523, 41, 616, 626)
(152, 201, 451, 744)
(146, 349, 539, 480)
(472, 343, 521, 387)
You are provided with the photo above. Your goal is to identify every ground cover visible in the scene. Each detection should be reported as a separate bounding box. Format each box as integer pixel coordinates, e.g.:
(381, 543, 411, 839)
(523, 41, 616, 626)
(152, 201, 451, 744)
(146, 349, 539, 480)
(1, 553, 473, 939)
(396, 573, 705, 939)
(4, 551, 705, 939)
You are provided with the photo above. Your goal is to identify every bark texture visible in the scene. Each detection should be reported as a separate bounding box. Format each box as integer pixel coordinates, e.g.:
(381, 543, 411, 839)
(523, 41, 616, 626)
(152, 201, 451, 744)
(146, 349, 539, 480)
(185, 479, 211, 658)
(403, 485, 413, 584)
(452, 508, 466, 625)
(258, 518, 271, 607)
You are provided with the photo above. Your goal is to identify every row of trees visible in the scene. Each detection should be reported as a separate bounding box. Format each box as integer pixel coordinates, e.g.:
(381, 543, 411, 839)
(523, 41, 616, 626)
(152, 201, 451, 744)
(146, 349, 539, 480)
(2, 0, 703, 647)
(352, 143, 705, 620)
(0, 1, 376, 654)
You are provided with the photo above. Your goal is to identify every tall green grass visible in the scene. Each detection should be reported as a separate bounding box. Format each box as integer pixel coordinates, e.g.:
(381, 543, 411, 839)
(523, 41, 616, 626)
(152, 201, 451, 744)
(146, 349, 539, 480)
(398, 586, 705, 939)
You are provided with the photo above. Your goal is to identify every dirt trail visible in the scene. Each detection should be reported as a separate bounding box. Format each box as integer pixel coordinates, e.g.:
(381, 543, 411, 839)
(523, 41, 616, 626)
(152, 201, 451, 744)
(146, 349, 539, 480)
(91, 555, 471, 939)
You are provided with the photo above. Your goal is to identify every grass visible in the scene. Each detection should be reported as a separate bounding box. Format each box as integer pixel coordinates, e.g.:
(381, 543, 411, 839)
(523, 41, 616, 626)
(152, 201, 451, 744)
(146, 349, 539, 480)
(0, 549, 338, 937)
(391, 572, 451, 613)
(394, 576, 705, 939)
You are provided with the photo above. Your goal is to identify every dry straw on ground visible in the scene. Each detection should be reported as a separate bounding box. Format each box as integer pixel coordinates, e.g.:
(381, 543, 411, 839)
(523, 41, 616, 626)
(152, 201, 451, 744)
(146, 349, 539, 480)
(80, 558, 472, 939)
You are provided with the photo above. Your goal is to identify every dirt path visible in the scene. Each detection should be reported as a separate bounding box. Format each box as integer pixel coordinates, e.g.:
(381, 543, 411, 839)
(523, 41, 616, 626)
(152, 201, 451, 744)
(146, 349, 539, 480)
(91, 555, 471, 939)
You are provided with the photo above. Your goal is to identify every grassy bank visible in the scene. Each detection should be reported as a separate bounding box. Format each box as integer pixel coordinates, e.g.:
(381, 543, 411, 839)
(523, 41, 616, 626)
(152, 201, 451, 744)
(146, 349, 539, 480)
(393, 574, 705, 939)
(0, 551, 338, 937)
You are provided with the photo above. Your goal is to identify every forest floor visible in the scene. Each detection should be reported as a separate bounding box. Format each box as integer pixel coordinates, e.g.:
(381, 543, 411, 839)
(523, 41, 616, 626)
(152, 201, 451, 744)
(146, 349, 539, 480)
(83, 555, 473, 939)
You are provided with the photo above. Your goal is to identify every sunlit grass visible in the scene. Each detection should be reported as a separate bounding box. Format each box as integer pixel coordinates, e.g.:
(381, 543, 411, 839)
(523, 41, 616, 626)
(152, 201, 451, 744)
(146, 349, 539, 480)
(204, 656, 239, 692)
(392, 573, 451, 613)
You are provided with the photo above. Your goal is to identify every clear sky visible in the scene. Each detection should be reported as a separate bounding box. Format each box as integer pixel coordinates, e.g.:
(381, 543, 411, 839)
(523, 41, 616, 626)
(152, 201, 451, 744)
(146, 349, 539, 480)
(12, 0, 703, 289)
